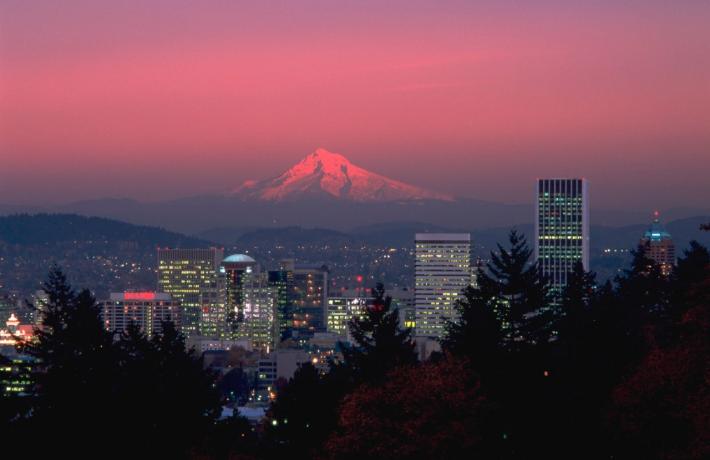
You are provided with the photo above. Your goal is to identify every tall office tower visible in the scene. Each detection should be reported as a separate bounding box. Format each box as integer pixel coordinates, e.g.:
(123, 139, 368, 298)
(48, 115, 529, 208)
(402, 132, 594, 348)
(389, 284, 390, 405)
(222, 254, 259, 339)
(414, 233, 472, 339)
(640, 211, 675, 276)
(101, 292, 181, 336)
(281, 260, 329, 334)
(240, 281, 276, 352)
(268, 266, 294, 342)
(157, 247, 224, 338)
(222, 254, 277, 352)
(535, 178, 590, 296)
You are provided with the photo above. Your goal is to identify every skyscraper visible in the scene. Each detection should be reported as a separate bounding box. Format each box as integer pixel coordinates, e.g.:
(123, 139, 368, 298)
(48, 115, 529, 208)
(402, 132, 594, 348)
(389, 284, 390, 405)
(268, 266, 294, 342)
(640, 211, 675, 276)
(281, 260, 329, 334)
(414, 233, 472, 339)
(535, 178, 589, 296)
(157, 247, 224, 338)
(222, 254, 277, 352)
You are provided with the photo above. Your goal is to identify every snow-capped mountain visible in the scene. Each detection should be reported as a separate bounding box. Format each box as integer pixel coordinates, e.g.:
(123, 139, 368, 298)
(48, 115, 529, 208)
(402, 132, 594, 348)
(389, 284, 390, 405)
(232, 148, 454, 202)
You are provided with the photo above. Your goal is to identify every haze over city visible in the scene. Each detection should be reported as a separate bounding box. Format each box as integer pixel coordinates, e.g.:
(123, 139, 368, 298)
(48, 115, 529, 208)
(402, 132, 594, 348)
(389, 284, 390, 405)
(2, 0, 710, 211)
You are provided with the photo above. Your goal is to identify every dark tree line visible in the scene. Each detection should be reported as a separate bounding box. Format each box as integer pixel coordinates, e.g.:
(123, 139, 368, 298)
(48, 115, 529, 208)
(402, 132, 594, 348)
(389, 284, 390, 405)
(267, 230, 709, 460)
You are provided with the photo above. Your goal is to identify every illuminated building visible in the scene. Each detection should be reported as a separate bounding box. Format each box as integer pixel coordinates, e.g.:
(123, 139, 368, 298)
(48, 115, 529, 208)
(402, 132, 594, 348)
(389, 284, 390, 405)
(0, 351, 33, 397)
(222, 255, 277, 352)
(281, 260, 329, 334)
(414, 233, 472, 339)
(267, 265, 294, 342)
(326, 296, 372, 341)
(640, 212, 675, 276)
(101, 292, 181, 336)
(157, 247, 224, 337)
(240, 283, 276, 352)
(534, 178, 590, 296)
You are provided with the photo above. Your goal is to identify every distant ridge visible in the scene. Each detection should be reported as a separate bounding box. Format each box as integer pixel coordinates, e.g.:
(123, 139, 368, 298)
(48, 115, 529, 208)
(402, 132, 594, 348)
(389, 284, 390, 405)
(232, 148, 454, 202)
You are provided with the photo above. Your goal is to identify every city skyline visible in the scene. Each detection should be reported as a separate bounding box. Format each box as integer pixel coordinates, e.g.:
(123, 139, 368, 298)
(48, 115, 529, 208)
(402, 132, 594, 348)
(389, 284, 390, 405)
(2, 1, 710, 210)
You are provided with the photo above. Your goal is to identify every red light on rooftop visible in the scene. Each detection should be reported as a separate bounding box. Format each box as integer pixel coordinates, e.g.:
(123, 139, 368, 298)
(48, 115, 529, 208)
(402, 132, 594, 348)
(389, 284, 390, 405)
(124, 292, 156, 301)
(356, 275, 363, 283)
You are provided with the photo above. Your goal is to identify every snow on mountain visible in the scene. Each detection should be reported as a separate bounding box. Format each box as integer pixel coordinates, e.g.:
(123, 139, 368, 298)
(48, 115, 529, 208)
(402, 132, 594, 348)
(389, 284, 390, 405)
(232, 148, 454, 202)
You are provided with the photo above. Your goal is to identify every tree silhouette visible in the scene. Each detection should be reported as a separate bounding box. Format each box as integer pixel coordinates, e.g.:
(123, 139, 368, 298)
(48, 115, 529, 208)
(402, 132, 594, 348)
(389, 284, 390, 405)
(338, 282, 416, 385)
(441, 284, 502, 375)
(476, 230, 552, 347)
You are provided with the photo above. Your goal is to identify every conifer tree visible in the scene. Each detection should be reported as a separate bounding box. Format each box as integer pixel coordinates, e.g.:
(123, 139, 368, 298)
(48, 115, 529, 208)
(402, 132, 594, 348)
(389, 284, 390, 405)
(340, 282, 416, 385)
(441, 284, 502, 373)
(476, 230, 551, 346)
(21, 266, 119, 452)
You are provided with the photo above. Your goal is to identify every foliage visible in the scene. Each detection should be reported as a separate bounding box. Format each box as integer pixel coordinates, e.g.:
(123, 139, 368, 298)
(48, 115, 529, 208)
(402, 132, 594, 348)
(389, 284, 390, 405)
(322, 357, 495, 460)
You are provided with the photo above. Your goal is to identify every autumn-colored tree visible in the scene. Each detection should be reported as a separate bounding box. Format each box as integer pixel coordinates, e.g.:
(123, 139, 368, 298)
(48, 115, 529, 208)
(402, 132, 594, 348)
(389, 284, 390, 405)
(609, 269, 710, 459)
(322, 357, 498, 460)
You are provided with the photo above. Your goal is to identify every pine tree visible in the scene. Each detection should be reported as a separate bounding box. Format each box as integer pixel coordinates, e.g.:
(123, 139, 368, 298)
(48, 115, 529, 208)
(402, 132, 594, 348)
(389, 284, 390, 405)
(476, 230, 551, 346)
(441, 284, 502, 373)
(340, 282, 417, 385)
(616, 243, 670, 317)
(21, 266, 119, 452)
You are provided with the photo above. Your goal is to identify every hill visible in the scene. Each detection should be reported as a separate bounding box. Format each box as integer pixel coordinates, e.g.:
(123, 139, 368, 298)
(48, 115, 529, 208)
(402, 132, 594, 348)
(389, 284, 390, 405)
(0, 214, 215, 298)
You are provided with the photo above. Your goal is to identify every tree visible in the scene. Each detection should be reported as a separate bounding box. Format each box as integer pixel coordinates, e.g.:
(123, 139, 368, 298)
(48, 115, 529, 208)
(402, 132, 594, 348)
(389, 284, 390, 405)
(322, 357, 497, 460)
(476, 230, 552, 346)
(616, 243, 670, 315)
(265, 284, 417, 457)
(609, 301, 710, 459)
(19, 267, 119, 453)
(17, 268, 222, 458)
(338, 283, 417, 385)
(440, 284, 502, 375)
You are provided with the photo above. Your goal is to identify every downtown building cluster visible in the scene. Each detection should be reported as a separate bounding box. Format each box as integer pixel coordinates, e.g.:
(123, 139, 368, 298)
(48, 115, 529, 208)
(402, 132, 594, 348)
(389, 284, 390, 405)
(0, 178, 680, 400)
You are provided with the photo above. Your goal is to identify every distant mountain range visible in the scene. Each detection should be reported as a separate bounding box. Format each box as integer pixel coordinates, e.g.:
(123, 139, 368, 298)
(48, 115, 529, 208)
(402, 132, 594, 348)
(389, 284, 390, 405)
(0, 148, 708, 234)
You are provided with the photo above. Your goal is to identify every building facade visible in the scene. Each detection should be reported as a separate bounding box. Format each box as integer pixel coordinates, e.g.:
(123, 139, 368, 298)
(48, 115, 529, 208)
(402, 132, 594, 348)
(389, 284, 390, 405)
(534, 178, 590, 296)
(282, 260, 329, 334)
(414, 233, 472, 339)
(222, 255, 277, 352)
(101, 291, 181, 336)
(157, 247, 224, 337)
(640, 212, 675, 276)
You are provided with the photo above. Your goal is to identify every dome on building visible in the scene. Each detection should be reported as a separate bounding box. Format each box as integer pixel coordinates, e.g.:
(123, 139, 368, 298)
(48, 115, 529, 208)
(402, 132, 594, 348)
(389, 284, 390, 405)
(223, 254, 256, 263)
(643, 212, 672, 242)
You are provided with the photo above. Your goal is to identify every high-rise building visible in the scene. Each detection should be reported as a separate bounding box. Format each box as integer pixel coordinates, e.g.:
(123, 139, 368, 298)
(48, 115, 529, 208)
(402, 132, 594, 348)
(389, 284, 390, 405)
(326, 296, 372, 341)
(157, 247, 224, 337)
(222, 254, 258, 338)
(414, 233, 472, 339)
(268, 266, 294, 343)
(640, 211, 675, 276)
(535, 178, 590, 296)
(101, 291, 181, 336)
(281, 260, 329, 334)
(222, 254, 277, 352)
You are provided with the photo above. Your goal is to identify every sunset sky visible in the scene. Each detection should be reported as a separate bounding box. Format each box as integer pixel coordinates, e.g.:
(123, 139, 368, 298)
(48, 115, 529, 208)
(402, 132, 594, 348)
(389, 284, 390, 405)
(1, 1, 709, 210)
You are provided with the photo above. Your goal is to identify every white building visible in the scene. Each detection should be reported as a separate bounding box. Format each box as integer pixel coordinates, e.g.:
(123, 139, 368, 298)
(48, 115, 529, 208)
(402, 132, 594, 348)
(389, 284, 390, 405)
(102, 292, 181, 336)
(414, 233, 472, 340)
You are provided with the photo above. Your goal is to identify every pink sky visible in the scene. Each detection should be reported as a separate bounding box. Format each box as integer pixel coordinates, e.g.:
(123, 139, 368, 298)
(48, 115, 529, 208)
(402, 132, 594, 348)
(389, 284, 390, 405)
(1, 1, 709, 210)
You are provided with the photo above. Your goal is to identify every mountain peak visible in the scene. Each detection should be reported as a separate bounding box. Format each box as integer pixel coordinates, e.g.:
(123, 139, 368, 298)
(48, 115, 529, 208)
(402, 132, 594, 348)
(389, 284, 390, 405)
(232, 148, 454, 203)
